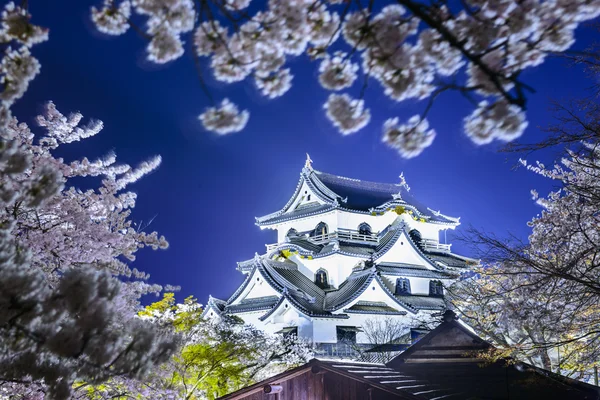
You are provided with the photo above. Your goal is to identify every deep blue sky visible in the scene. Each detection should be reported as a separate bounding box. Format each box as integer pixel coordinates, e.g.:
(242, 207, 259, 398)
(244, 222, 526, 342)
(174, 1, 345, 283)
(16, 2, 598, 304)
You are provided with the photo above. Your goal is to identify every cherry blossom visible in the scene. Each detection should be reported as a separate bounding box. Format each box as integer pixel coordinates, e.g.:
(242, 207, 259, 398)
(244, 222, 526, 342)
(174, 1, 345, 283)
(0, 102, 174, 398)
(199, 98, 249, 134)
(89, 0, 600, 155)
(382, 116, 436, 159)
(146, 27, 184, 64)
(0, 2, 48, 46)
(318, 52, 358, 91)
(255, 68, 293, 99)
(91, 0, 131, 36)
(464, 100, 528, 144)
(323, 93, 370, 135)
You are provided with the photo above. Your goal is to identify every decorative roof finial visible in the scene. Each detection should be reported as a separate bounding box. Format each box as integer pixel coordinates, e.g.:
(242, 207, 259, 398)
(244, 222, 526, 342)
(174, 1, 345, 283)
(398, 172, 411, 193)
(442, 309, 458, 322)
(305, 153, 313, 170)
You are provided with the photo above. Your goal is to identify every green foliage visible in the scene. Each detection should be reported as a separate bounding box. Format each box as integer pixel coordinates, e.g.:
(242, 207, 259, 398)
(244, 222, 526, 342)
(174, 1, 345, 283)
(81, 294, 310, 399)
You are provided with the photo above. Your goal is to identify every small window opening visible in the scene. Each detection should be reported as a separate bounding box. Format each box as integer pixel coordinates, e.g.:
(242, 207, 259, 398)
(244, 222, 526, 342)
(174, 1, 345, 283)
(311, 222, 328, 237)
(429, 280, 444, 297)
(315, 269, 329, 289)
(358, 222, 372, 235)
(395, 278, 411, 295)
(337, 326, 359, 343)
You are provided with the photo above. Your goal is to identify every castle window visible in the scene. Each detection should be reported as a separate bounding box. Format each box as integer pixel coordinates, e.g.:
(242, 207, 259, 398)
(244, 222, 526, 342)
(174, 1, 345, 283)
(337, 326, 359, 343)
(315, 269, 329, 289)
(286, 228, 298, 237)
(395, 278, 411, 295)
(358, 222, 372, 235)
(429, 280, 444, 297)
(311, 222, 328, 237)
(409, 229, 422, 246)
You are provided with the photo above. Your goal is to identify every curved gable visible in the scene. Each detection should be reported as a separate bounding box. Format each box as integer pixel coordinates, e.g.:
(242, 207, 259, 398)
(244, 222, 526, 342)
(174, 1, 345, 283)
(375, 229, 440, 270)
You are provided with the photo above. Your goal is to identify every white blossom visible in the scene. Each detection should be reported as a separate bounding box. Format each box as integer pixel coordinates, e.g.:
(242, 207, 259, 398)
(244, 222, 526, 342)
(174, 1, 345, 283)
(324, 93, 370, 135)
(255, 68, 293, 98)
(0, 47, 40, 105)
(146, 27, 184, 63)
(464, 100, 528, 144)
(199, 98, 249, 135)
(342, 11, 371, 50)
(36, 101, 103, 148)
(224, 0, 251, 11)
(307, 4, 340, 47)
(194, 21, 228, 56)
(0, 2, 49, 47)
(382, 116, 436, 158)
(91, 0, 131, 35)
(318, 52, 358, 91)
(0, 103, 173, 399)
(88, 0, 600, 153)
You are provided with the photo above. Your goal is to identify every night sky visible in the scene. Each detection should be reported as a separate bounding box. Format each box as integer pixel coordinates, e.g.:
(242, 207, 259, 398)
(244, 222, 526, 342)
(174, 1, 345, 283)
(16, 2, 599, 304)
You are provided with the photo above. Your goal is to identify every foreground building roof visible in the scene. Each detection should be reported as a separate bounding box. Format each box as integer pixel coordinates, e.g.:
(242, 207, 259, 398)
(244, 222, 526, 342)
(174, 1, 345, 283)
(219, 311, 600, 400)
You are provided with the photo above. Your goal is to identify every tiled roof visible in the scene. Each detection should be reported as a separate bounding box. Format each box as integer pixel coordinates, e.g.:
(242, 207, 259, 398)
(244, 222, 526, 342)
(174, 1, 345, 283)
(226, 296, 279, 313)
(255, 164, 460, 226)
(262, 259, 327, 316)
(288, 237, 323, 253)
(394, 294, 446, 310)
(314, 171, 457, 224)
(426, 252, 474, 269)
(227, 252, 452, 319)
(323, 269, 375, 311)
(376, 263, 456, 279)
(345, 301, 407, 315)
(201, 296, 227, 318)
(256, 204, 334, 225)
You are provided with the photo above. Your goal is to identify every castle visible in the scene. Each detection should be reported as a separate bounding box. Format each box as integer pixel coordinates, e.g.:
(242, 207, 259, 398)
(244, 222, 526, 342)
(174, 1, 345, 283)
(203, 155, 472, 356)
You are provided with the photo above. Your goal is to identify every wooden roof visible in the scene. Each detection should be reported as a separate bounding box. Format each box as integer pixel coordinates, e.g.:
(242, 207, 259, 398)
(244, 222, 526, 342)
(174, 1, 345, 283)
(218, 311, 600, 400)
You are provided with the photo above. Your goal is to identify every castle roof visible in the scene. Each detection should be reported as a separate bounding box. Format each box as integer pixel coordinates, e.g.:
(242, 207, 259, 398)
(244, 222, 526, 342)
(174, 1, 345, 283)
(255, 158, 459, 226)
(224, 247, 457, 320)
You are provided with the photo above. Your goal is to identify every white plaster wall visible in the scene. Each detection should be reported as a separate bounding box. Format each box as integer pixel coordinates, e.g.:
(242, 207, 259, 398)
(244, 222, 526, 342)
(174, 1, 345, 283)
(233, 300, 314, 341)
(377, 231, 435, 268)
(231, 269, 279, 303)
(312, 318, 339, 343)
(335, 210, 397, 234)
(285, 180, 327, 214)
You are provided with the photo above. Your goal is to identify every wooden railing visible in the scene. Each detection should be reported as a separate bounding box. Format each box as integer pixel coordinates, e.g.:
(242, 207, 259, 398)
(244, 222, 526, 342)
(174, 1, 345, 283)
(422, 239, 451, 252)
(266, 230, 451, 253)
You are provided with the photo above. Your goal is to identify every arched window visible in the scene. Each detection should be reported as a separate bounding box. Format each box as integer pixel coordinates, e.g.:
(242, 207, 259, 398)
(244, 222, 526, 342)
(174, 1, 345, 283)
(395, 278, 411, 295)
(409, 229, 422, 245)
(358, 222, 372, 235)
(286, 228, 298, 237)
(315, 269, 329, 289)
(311, 222, 328, 237)
(429, 280, 444, 297)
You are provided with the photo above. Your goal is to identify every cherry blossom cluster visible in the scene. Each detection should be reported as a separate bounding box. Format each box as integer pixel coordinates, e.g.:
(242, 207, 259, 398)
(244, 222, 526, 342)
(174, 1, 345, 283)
(382, 116, 436, 158)
(452, 139, 600, 379)
(0, 2, 48, 127)
(0, 102, 175, 398)
(91, 0, 600, 157)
